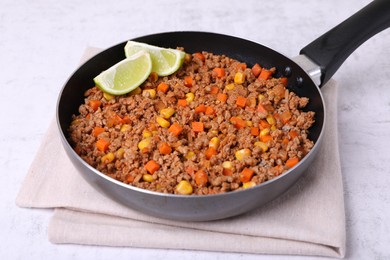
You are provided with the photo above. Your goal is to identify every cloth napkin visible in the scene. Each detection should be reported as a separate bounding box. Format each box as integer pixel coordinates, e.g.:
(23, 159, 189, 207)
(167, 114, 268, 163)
(16, 47, 346, 258)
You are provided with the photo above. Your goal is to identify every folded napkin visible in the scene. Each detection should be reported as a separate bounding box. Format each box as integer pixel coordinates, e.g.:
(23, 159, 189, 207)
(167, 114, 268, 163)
(16, 47, 346, 258)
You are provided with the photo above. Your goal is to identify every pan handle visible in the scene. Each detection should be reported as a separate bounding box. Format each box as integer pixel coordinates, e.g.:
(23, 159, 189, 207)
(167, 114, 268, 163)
(300, 0, 390, 87)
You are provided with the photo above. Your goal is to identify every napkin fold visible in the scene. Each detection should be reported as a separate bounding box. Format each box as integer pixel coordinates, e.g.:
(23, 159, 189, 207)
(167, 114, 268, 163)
(16, 47, 346, 258)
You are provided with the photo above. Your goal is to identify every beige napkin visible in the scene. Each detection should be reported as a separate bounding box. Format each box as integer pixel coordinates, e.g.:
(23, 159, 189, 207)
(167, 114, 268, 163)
(16, 47, 346, 258)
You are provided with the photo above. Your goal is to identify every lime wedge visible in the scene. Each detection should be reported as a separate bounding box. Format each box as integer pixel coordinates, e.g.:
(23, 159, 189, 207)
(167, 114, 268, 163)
(124, 41, 185, 76)
(94, 50, 152, 95)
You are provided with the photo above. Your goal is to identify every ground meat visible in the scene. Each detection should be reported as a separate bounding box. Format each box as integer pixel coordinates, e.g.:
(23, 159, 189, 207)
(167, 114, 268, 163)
(68, 51, 315, 195)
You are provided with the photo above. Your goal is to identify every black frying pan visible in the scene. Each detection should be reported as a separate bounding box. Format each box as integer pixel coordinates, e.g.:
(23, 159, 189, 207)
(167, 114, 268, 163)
(57, 0, 390, 221)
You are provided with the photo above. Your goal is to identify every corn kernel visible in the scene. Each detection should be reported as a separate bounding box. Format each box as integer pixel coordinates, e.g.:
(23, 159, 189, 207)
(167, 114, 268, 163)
(271, 125, 277, 131)
(243, 181, 256, 189)
(185, 151, 195, 159)
(222, 161, 233, 170)
(246, 120, 253, 127)
(209, 137, 220, 149)
(101, 152, 115, 164)
(235, 148, 251, 161)
(142, 89, 156, 99)
(254, 141, 269, 152)
(130, 87, 142, 96)
(142, 129, 153, 138)
(258, 94, 266, 101)
(116, 147, 125, 159)
(160, 107, 175, 119)
(138, 138, 151, 150)
(225, 83, 235, 90)
(185, 92, 195, 103)
(260, 128, 270, 137)
(156, 116, 170, 128)
(103, 92, 114, 101)
(175, 180, 193, 195)
(142, 174, 154, 182)
(234, 72, 246, 84)
(266, 115, 276, 125)
(120, 124, 131, 132)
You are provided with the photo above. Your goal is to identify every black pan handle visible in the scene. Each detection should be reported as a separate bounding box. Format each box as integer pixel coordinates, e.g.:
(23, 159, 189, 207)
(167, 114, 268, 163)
(300, 0, 390, 87)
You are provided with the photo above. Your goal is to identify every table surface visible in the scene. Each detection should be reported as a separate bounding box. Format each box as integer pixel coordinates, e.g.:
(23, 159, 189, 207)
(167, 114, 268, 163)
(1, 0, 389, 259)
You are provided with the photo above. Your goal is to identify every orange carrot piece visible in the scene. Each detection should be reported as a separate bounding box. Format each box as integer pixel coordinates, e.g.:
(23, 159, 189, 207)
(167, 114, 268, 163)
(282, 138, 290, 145)
(194, 52, 205, 62)
(212, 68, 225, 78)
(236, 96, 247, 108)
(89, 100, 102, 111)
(205, 106, 215, 115)
(210, 86, 219, 94)
(192, 122, 204, 133)
(217, 93, 228, 102)
(239, 168, 254, 183)
(195, 104, 207, 113)
(145, 160, 160, 174)
(177, 99, 187, 107)
(285, 157, 299, 168)
(127, 175, 135, 183)
(158, 142, 172, 155)
(280, 111, 292, 124)
(260, 134, 273, 143)
(168, 123, 183, 136)
(289, 130, 299, 139)
(195, 170, 208, 186)
(121, 115, 131, 124)
(280, 77, 288, 87)
(257, 103, 268, 114)
(258, 69, 273, 80)
(259, 119, 271, 129)
(237, 63, 247, 71)
(185, 166, 195, 176)
(251, 63, 262, 77)
(96, 139, 110, 152)
(250, 127, 259, 136)
(184, 76, 193, 87)
(230, 117, 246, 129)
(205, 147, 217, 160)
(157, 82, 169, 93)
(223, 168, 233, 176)
(92, 126, 105, 137)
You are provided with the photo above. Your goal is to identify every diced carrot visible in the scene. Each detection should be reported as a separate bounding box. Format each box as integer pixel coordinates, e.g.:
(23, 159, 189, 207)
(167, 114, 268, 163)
(127, 175, 135, 183)
(237, 63, 247, 71)
(257, 103, 268, 114)
(205, 147, 217, 160)
(217, 93, 228, 102)
(285, 157, 299, 168)
(157, 82, 169, 93)
(145, 160, 160, 174)
(239, 168, 254, 183)
(168, 123, 183, 136)
(212, 68, 225, 78)
(195, 104, 207, 113)
(195, 170, 208, 186)
(280, 111, 292, 124)
(177, 99, 187, 107)
(184, 76, 193, 87)
(289, 130, 299, 139)
(223, 168, 233, 176)
(185, 166, 195, 176)
(85, 113, 91, 119)
(107, 113, 124, 127)
(236, 96, 247, 108)
(258, 69, 273, 80)
(205, 106, 215, 115)
(259, 119, 271, 129)
(192, 122, 204, 133)
(251, 63, 262, 77)
(260, 134, 273, 143)
(250, 127, 259, 136)
(92, 126, 105, 137)
(194, 52, 205, 62)
(96, 139, 110, 152)
(280, 77, 288, 87)
(210, 86, 219, 94)
(230, 117, 246, 129)
(158, 142, 172, 155)
(89, 100, 102, 111)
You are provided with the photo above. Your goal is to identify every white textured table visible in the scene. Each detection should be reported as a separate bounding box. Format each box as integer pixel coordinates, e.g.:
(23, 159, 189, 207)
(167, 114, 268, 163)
(1, 0, 389, 259)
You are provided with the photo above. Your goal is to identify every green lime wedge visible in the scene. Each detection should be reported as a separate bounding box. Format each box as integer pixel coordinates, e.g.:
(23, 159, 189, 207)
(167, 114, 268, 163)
(94, 50, 152, 95)
(124, 41, 185, 76)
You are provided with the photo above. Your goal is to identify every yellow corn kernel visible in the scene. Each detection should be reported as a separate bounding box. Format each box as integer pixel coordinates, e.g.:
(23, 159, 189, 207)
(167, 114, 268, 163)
(222, 161, 233, 170)
(225, 83, 235, 90)
(209, 137, 220, 149)
(270, 125, 277, 131)
(142, 89, 156, 99)
(210, 129, 219, 135)
(116, 148, 125, 159)
(130, 87, 142, 96)
(266, 115, 276, 125)
(246, 120, 253, 127)
(234, 72, 246, 84)
(243, 181, 256, 189)
(103, 92, 114, 101)
(185, 151, 196, 159)
(120, 124, 131, 132)
(101, 152, 115, 164)
(142, 129, 153, 138)
(138, 138, 151, 150)
(156, 116, 170, 128)
(235, 148, 251, 161)
(160, 107, 175, 119)
(258, 94, 266, 101)
(175, 180, 193, 195)
(254, 141, 269, 152)
(260, 128, 270, 137)
(185, 92, 195, 103)
(142, 174, 154, 182)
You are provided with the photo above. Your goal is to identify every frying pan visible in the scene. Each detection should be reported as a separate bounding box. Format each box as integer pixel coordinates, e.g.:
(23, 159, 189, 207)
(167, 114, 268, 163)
(57, 0, 390, 221)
